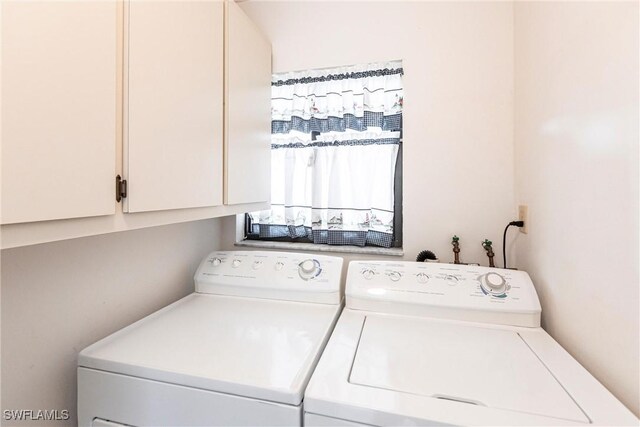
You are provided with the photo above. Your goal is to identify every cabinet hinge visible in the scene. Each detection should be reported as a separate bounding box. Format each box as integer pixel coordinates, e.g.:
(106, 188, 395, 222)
(116, 175, 127, 202)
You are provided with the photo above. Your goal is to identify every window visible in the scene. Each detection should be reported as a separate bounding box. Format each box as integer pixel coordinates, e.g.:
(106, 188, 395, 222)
(247, 61, 403, 248)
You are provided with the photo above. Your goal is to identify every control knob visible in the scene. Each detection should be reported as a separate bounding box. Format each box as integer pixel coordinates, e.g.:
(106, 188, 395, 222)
(362, 269, 376, 280)
(298, 259, 321, 280)
(388, 271, 401, 282)
(445, 275, 459, 284)
(416, 272, 429, 284)
(479, 272, 510, 297)
(209, 257, 222, 266)
(231, 259, 242, 268)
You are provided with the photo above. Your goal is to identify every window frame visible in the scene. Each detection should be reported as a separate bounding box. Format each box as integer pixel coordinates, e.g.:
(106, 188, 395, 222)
(244, 62, 403, 250)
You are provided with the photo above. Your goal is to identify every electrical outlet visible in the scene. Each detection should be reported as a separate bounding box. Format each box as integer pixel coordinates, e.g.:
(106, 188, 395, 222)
(518, 205, 528, 234)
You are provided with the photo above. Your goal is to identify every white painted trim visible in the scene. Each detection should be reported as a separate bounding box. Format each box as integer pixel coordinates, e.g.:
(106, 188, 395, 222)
(235, 239, 403, 257)
(234, 214, 403, 256)
(1, 202, 268, 249)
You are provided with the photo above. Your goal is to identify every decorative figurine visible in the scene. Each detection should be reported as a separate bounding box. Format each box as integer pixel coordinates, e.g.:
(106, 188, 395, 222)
(482, 239, 495, 267)
(452, 235, 461, 264)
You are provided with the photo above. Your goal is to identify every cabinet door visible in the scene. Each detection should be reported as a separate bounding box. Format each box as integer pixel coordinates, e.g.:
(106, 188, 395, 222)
(1, 1, 117, 224)
(124, 0, 224, 213)
(224, 0, 272, 205)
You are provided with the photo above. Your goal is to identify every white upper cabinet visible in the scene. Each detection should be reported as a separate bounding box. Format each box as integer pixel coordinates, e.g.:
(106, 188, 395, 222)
(124, 0, 224, 213)
(224, 1, 272, 205)
(1, 1, 117, 224)
(0, 0, 272, 247)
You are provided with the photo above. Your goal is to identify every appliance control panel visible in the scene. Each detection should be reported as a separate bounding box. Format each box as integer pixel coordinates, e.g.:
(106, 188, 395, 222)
(195, 251, 343, 304)
(347, 261, 541, 327)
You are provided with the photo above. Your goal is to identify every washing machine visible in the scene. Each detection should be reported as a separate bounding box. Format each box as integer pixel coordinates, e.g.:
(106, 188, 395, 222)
(78, 250, 343, 426)
(304, 260, 638, 426)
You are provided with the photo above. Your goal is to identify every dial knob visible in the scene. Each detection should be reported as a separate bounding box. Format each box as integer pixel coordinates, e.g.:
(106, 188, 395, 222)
(300, 259, 316, 273)
(298, 259, 321, 280)
(362, 269, 375, 280)
(479, 272, 509, 297)
(485, 272, 505, 289)
(231, 259, 242, 268)
(388, 271, 401, 282)
(274, 261, 285, 271)
(252, 261, 263, 270)
(445, 275, 458, 283)
(416, 272, 429, 284)
(210, 257, 222, 266)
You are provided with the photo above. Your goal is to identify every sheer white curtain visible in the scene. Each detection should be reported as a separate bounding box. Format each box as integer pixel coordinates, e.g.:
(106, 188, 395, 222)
(250, 61, 403, 247)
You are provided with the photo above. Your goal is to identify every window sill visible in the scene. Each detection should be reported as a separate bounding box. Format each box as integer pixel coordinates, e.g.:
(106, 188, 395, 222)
(235, 239, 404, 257)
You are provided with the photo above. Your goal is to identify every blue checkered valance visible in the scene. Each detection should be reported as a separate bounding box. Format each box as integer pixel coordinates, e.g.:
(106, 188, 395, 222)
(271, 62, 403, 137)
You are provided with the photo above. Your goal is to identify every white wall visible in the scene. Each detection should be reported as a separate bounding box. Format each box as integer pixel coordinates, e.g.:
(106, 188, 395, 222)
(1, 218, 223, 426)
(3, 1, 637, 425)
(514, 1, 639, 416)
(234, 0, 639, 417)
(235, 0, 516, 266)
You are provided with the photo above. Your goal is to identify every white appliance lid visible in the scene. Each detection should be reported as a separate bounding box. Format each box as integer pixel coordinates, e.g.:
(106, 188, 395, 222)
(349, 316, 589, 424)
(79, 293, 341, 405)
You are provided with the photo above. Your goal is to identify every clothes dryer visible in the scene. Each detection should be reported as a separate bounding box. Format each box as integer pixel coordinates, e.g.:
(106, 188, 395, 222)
(78, 251, 343, 426)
